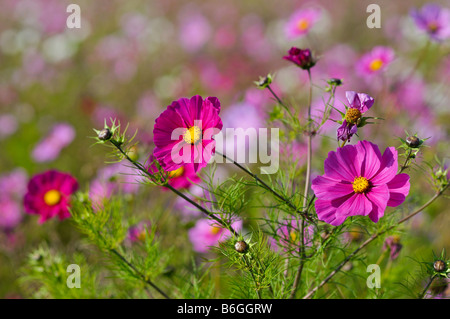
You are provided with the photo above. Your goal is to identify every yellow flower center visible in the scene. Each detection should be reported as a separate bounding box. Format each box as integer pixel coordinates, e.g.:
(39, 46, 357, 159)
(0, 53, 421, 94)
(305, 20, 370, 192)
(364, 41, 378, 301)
(428, 22, 438, 33)
(297, 19, 309, 31)
(344, 108, 362, 124)
(352, 177, 370, 194)
(44, 189, 62, 206)
(183, 126, 202, 145)
(211, 226, 221, 235)
(289, 230, 297, 243)
(369, 58, 383, 71)
(167, 167, 185, 178)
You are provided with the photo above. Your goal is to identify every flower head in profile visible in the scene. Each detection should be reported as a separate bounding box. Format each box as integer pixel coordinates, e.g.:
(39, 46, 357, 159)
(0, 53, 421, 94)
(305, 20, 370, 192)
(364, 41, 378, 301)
(383, 235, 403, 260)
(283, 47, 316, 70)
(147, 155, 201, 190)
(24, 170, 78, 223)
(285, 8, 321, 39)
(337, 91, 374, 142)
(153, 95, 222, 173)
(357, 46, 394, 78)
(311, 140, 410, 226)
(411, 4, 450, 41)
(188, 218, 242, 253)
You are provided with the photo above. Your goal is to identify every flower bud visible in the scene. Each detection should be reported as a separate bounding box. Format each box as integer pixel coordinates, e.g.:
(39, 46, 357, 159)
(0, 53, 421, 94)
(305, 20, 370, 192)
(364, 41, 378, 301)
(234, 240, 248, 253)
(283, 47, 316, 70)
(98, 128, 112, 141)
(406, 136, 420, 148)
(433, 260, 447, 272)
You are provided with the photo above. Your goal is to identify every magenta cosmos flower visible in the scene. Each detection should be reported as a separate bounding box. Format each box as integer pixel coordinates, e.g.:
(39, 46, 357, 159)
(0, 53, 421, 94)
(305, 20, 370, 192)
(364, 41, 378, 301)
(356, 46, 394, 78)
(24, 170, 78, 223)
(285, 8, 321, 39)
(311, 140, 410, 226)
(147, 155, 201, 189)
(337, 91, 374, 142)
(153, 95, 222, 173)
(411, 4, 450, 41)
(283, 47, 316, 70)
(188, 218, 242, 253)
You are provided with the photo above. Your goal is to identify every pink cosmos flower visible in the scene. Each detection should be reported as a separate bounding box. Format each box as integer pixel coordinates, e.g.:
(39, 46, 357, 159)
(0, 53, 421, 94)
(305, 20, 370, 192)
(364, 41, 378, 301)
(411, 4, 450, 41)
(283, 47, 316, 70)
(188, 218, 242, 253)
(153, 95, 223, 173)
(383, 235, 403, 260)
(24, 170, 78, 223)
(285, 8, 321, 39)
(337, 91, 374, 142)
(0, 197, 23, 231)
(127, 221, 151, 243)
(356, 46, 394, 78)
(32, 123, 75, 162)
(147, 155, 201, 190)
(311, 140, 410, 226)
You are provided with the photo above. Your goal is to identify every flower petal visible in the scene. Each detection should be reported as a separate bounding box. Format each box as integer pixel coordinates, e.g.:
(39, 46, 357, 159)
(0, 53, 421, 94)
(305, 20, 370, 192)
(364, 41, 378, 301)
(366, 184, 390, 223)
(387, 173, 410, 207)
(311, 176, 354, 201)
(371, 147, 398, 185)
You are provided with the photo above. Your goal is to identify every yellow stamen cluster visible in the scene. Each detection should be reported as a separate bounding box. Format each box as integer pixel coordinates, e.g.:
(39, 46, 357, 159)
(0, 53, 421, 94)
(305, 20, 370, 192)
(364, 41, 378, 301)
(211, 226, 221, 235)
(183, 126, 202, 145)
(345, 108, 362, 124)
(427, 22, 438, 33)
(289, 230, 297, 243)
(352, 176, 370, 194)
(369, 58, 383, 71)
(168, 167, 185, 178)
(44, 189, 62, 206)
(297, 19, 309, 31)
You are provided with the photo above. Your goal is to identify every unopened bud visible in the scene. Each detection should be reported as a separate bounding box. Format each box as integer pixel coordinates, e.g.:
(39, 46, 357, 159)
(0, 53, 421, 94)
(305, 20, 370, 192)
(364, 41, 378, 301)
(433, 260, 447, 272)
(235, 240, 248, 253)
(406, 136, 420, 148)
(98, 128, 112, 141)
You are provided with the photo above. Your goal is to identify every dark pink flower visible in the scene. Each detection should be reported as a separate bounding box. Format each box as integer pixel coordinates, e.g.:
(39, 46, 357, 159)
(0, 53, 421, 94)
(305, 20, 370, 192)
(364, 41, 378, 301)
(311, 140, 410, 226)
(337, 91, 374, 142)
(283, 47, 316, 70)
(153, 95, 223, 173)
(24, 170, 78, 223)
(411, 4, 450, 41)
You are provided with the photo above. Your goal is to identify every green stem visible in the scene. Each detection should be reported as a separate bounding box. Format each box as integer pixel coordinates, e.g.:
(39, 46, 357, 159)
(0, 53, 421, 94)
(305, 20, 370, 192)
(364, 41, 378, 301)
(289, 68, 313, 299)
(110, 248, 171, 299)
(419, 276, 435, 299)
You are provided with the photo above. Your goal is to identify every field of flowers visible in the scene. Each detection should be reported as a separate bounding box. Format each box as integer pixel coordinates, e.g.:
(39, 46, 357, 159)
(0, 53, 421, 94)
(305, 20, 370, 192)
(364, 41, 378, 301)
(0, 0, 449, 300)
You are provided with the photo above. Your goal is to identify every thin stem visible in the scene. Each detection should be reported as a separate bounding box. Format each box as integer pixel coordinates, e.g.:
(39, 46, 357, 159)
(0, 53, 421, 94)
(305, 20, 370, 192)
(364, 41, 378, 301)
(289, 68, 314, 299)
(110, 248, 170, 299)
(303, 184, 449, 299)
(399, 149, 413, 173)
(216, 151, 312, 223)
(109, 140, 238, 236)
(419, 276, 435, 299)
(243, 255, 261, 299)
